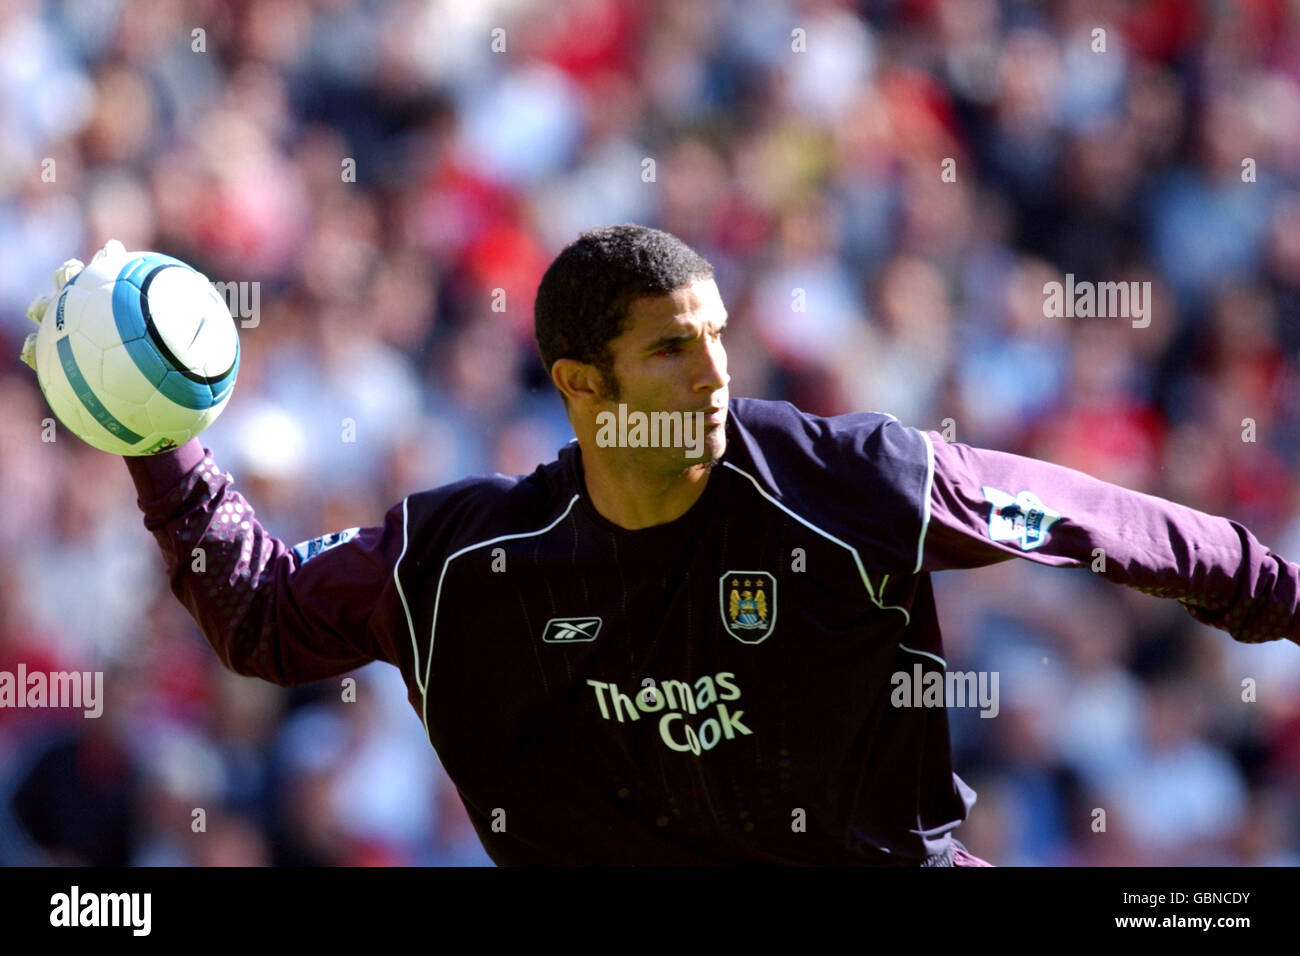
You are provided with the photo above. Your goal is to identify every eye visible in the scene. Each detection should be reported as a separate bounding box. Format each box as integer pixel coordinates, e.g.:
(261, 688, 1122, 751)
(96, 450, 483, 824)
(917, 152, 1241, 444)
(652, 342, 682, 357)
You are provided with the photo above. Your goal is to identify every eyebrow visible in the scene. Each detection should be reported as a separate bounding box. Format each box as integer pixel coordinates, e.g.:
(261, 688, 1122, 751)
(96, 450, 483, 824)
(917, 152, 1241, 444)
(643, 315, 728, 352)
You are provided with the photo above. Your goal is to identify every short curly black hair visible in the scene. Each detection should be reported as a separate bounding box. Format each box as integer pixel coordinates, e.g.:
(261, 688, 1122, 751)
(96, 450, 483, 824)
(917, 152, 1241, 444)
(534, 224, 714, 401)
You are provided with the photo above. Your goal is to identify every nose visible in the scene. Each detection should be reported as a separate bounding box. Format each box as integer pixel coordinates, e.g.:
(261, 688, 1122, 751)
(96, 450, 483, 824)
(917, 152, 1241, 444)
(696, 336, 729, 395)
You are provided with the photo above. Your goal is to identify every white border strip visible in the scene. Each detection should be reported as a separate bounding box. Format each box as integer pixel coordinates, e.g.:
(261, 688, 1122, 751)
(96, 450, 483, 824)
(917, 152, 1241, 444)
(721, 461, 911, 624)
(393, 497, 421, 692)
(420, 494, 581, 737)
(899, 643, 947, 668)
(916, 431, 935, 574)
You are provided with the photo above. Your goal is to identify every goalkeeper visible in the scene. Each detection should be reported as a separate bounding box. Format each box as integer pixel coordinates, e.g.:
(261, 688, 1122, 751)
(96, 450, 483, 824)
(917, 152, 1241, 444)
(24, 225, 1299, 865)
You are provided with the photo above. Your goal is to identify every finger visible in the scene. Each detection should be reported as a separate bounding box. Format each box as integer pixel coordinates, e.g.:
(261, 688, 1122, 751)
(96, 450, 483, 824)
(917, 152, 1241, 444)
(91, 239, 125, 263)
(19, 332, 37, 372)
(54, 258, 84, 290)
(26, 295, 50, 325)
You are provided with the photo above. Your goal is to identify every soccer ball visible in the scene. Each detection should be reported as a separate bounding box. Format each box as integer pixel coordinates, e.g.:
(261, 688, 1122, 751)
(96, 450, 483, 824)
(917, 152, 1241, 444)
(27, 241, 240, 456)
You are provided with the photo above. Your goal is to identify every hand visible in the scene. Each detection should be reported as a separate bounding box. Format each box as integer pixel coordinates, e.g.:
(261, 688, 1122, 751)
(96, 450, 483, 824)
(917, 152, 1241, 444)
(19, 239, 126, 372)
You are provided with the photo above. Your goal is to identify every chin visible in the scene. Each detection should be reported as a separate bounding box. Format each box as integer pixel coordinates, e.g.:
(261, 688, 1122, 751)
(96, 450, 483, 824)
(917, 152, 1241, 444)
(685, 429, 726, 466)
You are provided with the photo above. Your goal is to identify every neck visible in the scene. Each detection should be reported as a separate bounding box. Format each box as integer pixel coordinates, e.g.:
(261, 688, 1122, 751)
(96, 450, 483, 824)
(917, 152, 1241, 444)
(578, 446, 713, 530)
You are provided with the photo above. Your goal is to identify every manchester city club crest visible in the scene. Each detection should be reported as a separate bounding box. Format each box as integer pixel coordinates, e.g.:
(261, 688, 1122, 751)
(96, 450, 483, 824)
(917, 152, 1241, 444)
(719, 571, 777, 644)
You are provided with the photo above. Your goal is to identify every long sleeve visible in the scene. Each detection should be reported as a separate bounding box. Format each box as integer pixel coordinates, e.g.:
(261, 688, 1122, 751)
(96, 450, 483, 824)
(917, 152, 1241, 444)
(125, 438, 414, 685)
(920, 433, 1300, 646)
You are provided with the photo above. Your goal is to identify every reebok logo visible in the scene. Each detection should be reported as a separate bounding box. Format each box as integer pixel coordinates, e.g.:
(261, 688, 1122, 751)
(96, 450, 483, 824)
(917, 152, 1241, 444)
(543, 617, 602, 643)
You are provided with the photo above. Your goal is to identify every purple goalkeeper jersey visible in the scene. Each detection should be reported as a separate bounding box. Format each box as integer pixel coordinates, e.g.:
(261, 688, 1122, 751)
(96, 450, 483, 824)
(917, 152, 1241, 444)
(125, 397, 1300, 865)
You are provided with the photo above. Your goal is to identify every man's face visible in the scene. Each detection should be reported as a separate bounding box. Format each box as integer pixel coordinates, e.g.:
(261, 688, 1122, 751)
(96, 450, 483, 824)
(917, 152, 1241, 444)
(598, 277, 730, 465)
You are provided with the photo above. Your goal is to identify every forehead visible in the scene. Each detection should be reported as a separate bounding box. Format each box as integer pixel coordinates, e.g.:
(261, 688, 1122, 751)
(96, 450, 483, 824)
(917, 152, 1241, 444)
(619, 278, 726, 341)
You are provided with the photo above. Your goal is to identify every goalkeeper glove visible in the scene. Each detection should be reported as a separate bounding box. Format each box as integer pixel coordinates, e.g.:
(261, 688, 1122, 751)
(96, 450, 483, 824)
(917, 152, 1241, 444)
(20, 239, 125, 372)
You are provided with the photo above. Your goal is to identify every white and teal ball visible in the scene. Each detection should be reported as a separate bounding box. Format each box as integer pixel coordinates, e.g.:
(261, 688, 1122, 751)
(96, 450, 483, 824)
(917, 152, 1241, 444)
(33, 248, 240, 456)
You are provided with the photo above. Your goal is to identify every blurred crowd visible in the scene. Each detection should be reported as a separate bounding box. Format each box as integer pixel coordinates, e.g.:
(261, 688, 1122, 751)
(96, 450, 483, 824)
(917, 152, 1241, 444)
(2, 0, 1300, 866)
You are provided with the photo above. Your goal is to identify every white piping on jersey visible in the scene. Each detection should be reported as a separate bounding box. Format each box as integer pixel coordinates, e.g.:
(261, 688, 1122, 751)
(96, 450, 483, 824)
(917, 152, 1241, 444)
(394, 496, 422, 693)
(898, 644, 947, 668)
(720, 461, 912, 625)
(419, 493, 582, 739)
(916, 431, 935, 574)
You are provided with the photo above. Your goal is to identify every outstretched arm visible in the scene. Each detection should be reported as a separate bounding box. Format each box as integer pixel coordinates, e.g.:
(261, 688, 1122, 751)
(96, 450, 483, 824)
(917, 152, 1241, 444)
(126, 439, 414, 684)
(919, 433, 1300, 646)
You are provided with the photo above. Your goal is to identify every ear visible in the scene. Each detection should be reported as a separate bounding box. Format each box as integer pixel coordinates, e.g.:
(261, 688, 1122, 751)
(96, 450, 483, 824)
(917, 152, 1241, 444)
(550, 358, 606, 404)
